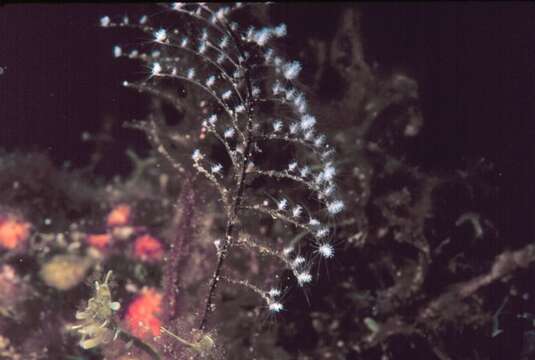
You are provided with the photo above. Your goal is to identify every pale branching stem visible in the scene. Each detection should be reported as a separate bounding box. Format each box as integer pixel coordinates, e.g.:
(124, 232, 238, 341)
(126, 119, 186, 174)
(257, 134, 322, 156)
(256, 96, 296, 108)
(234, 236, 301, 278)
(241, 204, 314, 235)
(199, 117, 253, 330)
(220, 276, 272, 305)
(192, 160, 231, 211)
(123, 81, 184, 113)
(159, 74, 234, 119)
(204, 125, 238, 168)
(251, 169, 322, 198)
(199, 20, 256, 330)
(115, 27, 242, 100)
(105, 2, 343, 340)
(156, 39, 244, 100)
(165, 5, 228, 40)
(159, 72, 245, 142)
(205, 40, 241, 69)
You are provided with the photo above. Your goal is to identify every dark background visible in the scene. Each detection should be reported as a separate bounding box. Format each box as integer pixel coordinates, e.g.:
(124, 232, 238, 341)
(0, 3, 534, 355)
(2, 2, 532, 248)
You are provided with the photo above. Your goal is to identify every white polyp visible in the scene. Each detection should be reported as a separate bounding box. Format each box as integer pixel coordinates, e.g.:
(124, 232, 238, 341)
(277, 198, 288, 211)
(100, 16, 111, 27)
(224, 128, 235, 138)
(296, 272, 312, 286)
(172, 2, 184, 10)
(216, 7, 227, 20)
(323, 185, 335, 197)
(273, 120, 283, 132)
(264, 48, 274, 64)
(288, 161, 297, 172)
(273, 23, 287, 38)
(292, 256, 305, 268)
(321, 149, 334, 160)
(187, 68, 195, 79)
(294, 93, 307, 114)
(206, 75, 216, 87)
(154, 28, 167, 43)
(316, 227, 329, 238)
(315, 136, 326, 149)
(300, 114, 316, 131)
(283, 61, 302, 80)
(180, 37, 189, 48)
(208, 114, 217, 125)
(234, 104, 245, 113)
(139, 15, 147, 24)
(272, 81, 283, 95)
(282, 247, 293, 256)
(192, 149, 202, 161)
(323, 164, 336, 181)
(327, 200, 344, 215)
(268, 288, 281, 298)
(222, 90, 232, 100)
(211, 163, 223, 174)
(292, 206, 302, 218)
(113, 46, 122, 58)
(246, 26, 255, 42)
(198, 41, 207, 54)
(285, 88, 297, 101)
(254, 28, 272, 46)
(309, 218, 320, 226)
(219, 36, 229, 48)
(268, 301, 284, 313)
(318, 243, 335, 258)
(300, 166, 310, 177)
(151, 63, 162, 76)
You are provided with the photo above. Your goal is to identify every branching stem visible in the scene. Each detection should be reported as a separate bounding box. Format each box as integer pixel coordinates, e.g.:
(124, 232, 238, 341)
(198, 19, 255, 331)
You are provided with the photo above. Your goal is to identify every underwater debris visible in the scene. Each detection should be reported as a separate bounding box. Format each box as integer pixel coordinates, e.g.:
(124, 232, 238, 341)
(40, 254, 93, 291)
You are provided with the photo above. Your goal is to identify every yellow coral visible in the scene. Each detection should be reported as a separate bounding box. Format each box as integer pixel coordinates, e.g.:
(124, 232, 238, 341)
(40, 255, 92, 291)
(70, 271, 121, 349)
